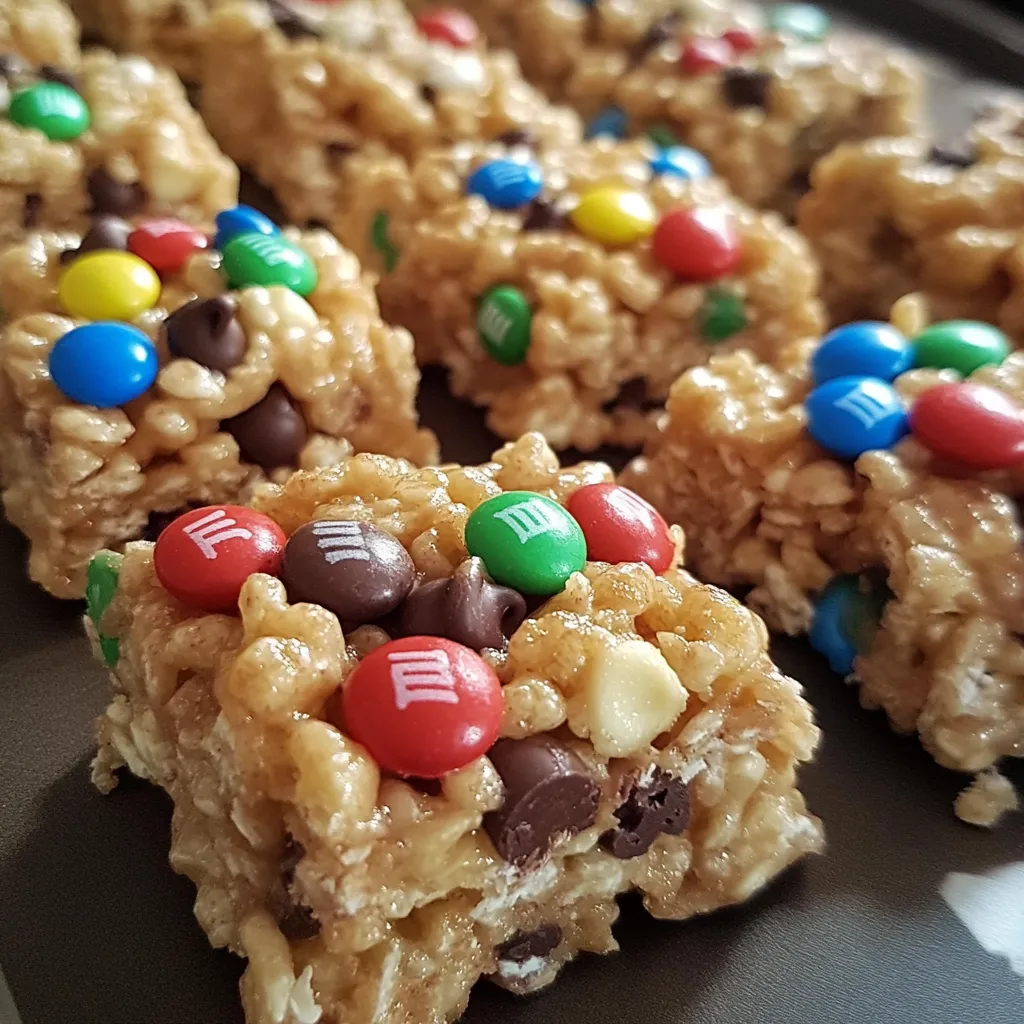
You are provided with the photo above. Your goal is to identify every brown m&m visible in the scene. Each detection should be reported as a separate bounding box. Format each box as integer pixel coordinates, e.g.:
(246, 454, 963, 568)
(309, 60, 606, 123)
(281, 520, 416, 625)
(165, 296, 247, 372)
(600, 768, 690, 859)
(222, 384, 308, 469)
(484, 735, 600, 866)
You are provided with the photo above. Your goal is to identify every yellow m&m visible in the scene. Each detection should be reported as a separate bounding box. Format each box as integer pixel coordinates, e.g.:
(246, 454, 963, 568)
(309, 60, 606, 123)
(58, 251, 161, 322)
(569, 186, 656, 247)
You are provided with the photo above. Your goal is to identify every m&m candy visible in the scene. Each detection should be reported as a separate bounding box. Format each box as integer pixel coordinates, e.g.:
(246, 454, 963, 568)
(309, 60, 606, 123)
(49, 322, 159, 408)
(809, 574, 886, 675)
(680, 37, 735, 75)
(466, 491, 586, 595)
(86, 550, 123, 667)
(911, 320, 1010, 377)
(221, 232, 318, 295)
(652, 207, 741, 281)
(415, 8, 479, 47)
(58, 251, 161, 322)
(214, 204, 279, 250)
(768, 3, 830, 42)
(584, 105, 628, 140)
(128, 219, 209, 276)
(339, 636, 503, 777)
(811, 322, 912, 384)
(646, 124, 679, 149)
(466, 159, 543, 210)
(722, 27, 761, 53)
(569, 186, 656, 246)
(8, 82, 90, 141)
(153, 505, 287, 614)
(699, 287, 747, 342)
(909, 382, 1024, 471)
(804, 376, 909, 460)
(565, 484, 674, 573)
(649, 146, 712, 180)
(476, 284, 532, 366)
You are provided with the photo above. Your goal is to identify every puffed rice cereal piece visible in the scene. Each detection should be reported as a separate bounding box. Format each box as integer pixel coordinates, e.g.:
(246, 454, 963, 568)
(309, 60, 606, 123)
(331, 137, 823, 450)
(0, 217, 437, 599)
(0, 0, 80, 69)
(91, 433, 823, 1024)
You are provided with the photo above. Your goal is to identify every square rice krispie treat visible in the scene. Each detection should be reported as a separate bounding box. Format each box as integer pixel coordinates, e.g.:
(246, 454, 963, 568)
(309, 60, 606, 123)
(420, 0, 923, 213)
(198, 0, 582, 228)
(0, 204, 437, 598)
(798, 99, 1024, 331)
(1, 0, 80, 69)
(331, 137, 822, 449)
(90, 432, 823, 1024)
(622, 296, 1024, 823)
(0, 46, 238, 247)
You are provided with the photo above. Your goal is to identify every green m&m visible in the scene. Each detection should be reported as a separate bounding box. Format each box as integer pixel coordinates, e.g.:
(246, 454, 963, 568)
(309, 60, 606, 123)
(699, 287, 748, 343)
(646, 124, 679, 149)
(465, 491, 586, 595)
(476, 284, 532, 366)
(370, 211, 399, 272)
(8, 82, 90, 142)
(221, 232, 318, 296)
(911, 320, 1010, 377)
(768, 4, 831, 42)
(86, 550, 123, 667)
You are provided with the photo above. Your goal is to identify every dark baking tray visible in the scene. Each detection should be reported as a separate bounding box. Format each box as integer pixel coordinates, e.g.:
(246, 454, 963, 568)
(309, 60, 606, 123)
(3, 3, 1024, 1023)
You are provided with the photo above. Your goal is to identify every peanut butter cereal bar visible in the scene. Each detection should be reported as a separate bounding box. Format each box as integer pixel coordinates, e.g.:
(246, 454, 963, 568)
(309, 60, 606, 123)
(0, 46, 237, 248)
(799, 100, 1024, 329)
(90, 433, 823, 1024)
(0, 206, 436, 599)
(622, 297, 1024, 812)
(423, 0, 923, 213)
(0, 0, 80, 69)
(198, 0, 581, 227)
(331, 137, 822, 450)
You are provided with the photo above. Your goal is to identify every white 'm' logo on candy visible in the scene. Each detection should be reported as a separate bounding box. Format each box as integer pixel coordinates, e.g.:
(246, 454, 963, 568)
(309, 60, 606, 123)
(246, 234, 291, 267)
(482, 163, 527, 193)
(183, 509, 253, 560)
(494, 499, 559, 545)
(834, 388, 893, 431)
(478, 305, 512, 346)
(312, 521, 369, 563)
(388, 649, 459, 710)
(610, 488, 654, 524)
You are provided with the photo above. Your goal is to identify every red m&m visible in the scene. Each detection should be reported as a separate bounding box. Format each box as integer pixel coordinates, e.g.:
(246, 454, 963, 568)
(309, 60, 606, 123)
(339, 636, 503, 778)
(128, 219, 209, 277)
(652, 207, 741, 281)
(415, 8, 479, 48)
(565, 484, 674, 573)
(722, 27, 760, 53)
(153, 505, 286, 614)
(680, 37, 734, 75)
(909, 382, 1024, 471)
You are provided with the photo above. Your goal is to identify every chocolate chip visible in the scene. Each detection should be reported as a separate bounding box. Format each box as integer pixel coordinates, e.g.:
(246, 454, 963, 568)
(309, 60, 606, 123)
(165, 296, 247, 373)
(142, 506, 196, 542)
(22, 193, 42, 228)
(633, 11, 683, 62)
(222, 383, 308, 469)
(38, 64, 79, 92)
(603, 376, 659, 413)
(521, 198, 566, 232)
(496, 924, 562, 964)
(59, 214, 132, 264)
(87, 168, 147, 217)
(484, 736, 600, 866)
(269, 836, 320, 941)
(496, 129, 534, 148)
(266, 0, 320, 38)
(599, 769, 689, 859)
(928, 143, 977, 169)
(281, 520, 416, 625)
(721, 68, 773, 109)
(325, 141, 356, 166)
(0, 54, 26, 81)
(420, 83, 437, 104)
(397, 557, 527, 652)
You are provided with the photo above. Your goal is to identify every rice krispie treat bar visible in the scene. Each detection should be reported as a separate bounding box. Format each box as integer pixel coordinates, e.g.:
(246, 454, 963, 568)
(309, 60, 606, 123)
(799, 100, 1024, 330)
(1, 0, 80, 69)
(622, 296, 1024, 820)
(0, 204, 436, 599)
(198, 0, 582, 228)
(333, 137, 822, 450)
(90, 432, 823, 1024)
(0, 46, 238, 248)
(423, 0, 923, 213)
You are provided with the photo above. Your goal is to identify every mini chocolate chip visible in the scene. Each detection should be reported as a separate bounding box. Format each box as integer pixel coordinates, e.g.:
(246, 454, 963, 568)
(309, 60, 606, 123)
(0, 54, 26, 81)
(222, 383, 308, 469)
(633, 11, 683, 61)
(281, 520, 416, 625)
(165, 295, 247, 372)
(484, 736, 600, 866)
(397, 557, 527, 651)
(599, 769, 689, 859)
(266, 0, 320, 38)
(38, 64, 79, 92)
(269, 836, 320, 941)
(87, 168, 147, 217)
(521, 198, 566, 232)
(59, 214, 133, 264)
(928, 143, 977, 169)
(603, 376, 659, 413)
(496, 924, 563, 964)
(496, 129, 534, 148)
(420, 83, 437, 104)
(721, 68, 773, 109)
(325, 140, 356, 166)
(22, 193, 42, 228)
(142, 506, 197, 542)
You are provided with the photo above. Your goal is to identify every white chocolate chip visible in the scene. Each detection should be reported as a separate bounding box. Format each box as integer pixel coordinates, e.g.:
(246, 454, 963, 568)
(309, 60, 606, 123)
(574, 640, 687, 757)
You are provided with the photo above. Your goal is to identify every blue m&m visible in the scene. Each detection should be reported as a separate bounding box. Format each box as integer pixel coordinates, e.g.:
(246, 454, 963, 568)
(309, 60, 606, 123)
(214, 204, 279, 250)
(809, 574, 888, 675)
(649, 146, 712, 180)
(50, 322, 158, 407)
(811, 321, 912, 385)
(805, 375, 908, 460)
(584, 105, 628, 140)
(466, 159, 543, 210)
